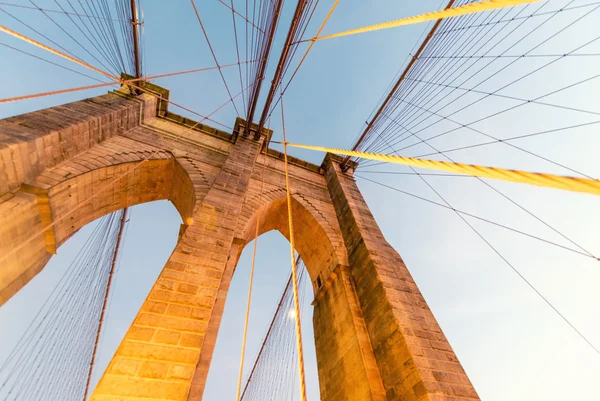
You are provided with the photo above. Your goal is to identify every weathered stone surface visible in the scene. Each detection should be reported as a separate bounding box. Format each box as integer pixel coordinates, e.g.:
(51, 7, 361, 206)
(324, 157, 479, 401)
(0, 89, 479, 401)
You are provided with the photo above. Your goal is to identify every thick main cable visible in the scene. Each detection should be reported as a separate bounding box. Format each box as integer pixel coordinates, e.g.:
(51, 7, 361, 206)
(310, 0, 538, 42)
(0, 23, 119, 80)
(264, 0, 340, 122)
(280, 142, 600, 196)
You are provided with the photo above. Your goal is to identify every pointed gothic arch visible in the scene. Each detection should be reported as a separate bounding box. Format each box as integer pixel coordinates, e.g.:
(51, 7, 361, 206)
(0, 90, 480, 401)
(0, 135, 197, 304)
(237, 193, 348, 293)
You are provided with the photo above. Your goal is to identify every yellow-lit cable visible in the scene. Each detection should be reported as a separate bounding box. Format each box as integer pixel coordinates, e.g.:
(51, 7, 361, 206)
(234, 210, 258, 401)
(234, 138, 267, 401)
(0, 24, 119, 81)
(312, 0, 539, 41)
(282, 142, 600, 196)
(0, 62, 253, 104)
(281, 99, 308, 401)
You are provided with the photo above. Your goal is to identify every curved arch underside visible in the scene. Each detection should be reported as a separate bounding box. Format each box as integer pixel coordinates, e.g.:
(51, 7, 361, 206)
(0, 91, 480, 401)
(0, 132, 201, 304)
(238, 195, 345, 291)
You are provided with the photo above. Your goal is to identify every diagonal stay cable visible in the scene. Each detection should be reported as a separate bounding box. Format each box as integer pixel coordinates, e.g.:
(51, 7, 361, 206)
(0, 41, 106, 83)
(364, 0, 548, 156)
(363, 118, 600, 165)
(374, 123, 598, 260)
(357, 174, 600, 356)
(67, 0, 122, 73)
(382, 4, 600, 160)
(0, 60, 254, 106)
(0, 6, 120, 76)
(76, 0, 124, 74)
(190, 0, 241, 116)
(404, 76, 600, 118)
(369, 66, 600, 161)
(393, 84, 599, 180)
(363, 0, 559, 155)
(52, 0, 121, 73)
(0, 1, 127, 22)
(363, 0, 494, 156)
(357, 174, 596, 260)
(413, 120, 600, 159)
(387, 26, 600, 153)
(419, 52, 600, 59)
(80, 0, 123, 73)
(359, 5, 597, 159)
(0, 22, 120, 80)
(217, 0, 264, 33)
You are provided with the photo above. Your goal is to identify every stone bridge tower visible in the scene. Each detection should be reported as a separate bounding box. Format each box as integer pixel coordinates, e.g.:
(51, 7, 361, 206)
(0, 84, 479, 401)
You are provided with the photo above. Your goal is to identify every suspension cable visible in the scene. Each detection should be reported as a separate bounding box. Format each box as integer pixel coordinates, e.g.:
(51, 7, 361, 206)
(341, 0, 457, 169)
(280, 95, 307, 401)
(240, 258, 307, 401)
(190, 0, 241, 116)
(216, 0, 264, 33)
(307, 0, 538, 42)
(0, 41, 106, 83)
(256, 0, 319, 132)
(82, 207, 129, 400)
(235, 140, 268, 401)
(0, 77, 249, 286)
(264, 0, 340, 123)
(356, 175, 600, 356)
(278, 143, 600, 196)
(0, 1, 127, 22)
(0, 23, 119, 80)
(0, 61, 254, 105)
(0, 210, 126, 400)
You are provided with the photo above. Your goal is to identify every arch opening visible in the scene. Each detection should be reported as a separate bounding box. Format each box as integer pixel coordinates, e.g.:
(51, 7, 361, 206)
(0, 200, 183, 399)
(237, 195, 346, 294)
(0, 156, 196, 305)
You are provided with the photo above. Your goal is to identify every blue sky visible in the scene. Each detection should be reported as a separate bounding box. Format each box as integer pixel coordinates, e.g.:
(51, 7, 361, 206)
(1, 1, 600, 400)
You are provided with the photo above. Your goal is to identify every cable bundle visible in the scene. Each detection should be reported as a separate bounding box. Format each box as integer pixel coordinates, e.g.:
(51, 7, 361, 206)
(0, 209, 126, 401)
(240, 260, 308, 401)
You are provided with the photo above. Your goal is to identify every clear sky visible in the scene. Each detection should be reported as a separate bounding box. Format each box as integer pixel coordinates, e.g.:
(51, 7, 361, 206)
(1, 1, 600, 400)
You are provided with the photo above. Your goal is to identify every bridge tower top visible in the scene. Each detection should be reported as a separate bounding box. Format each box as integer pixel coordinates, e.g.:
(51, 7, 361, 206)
(0, 86, 477, 401)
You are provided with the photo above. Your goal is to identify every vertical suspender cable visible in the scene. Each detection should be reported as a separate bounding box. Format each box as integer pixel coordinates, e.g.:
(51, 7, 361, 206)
(82, 207, 129, 400)
(239, 256, 301, 400)
(280, 96, 308, 401)
(234, 220, 259, 401)
(129, 0, 142, 78)
(235, 154, 267, 401)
